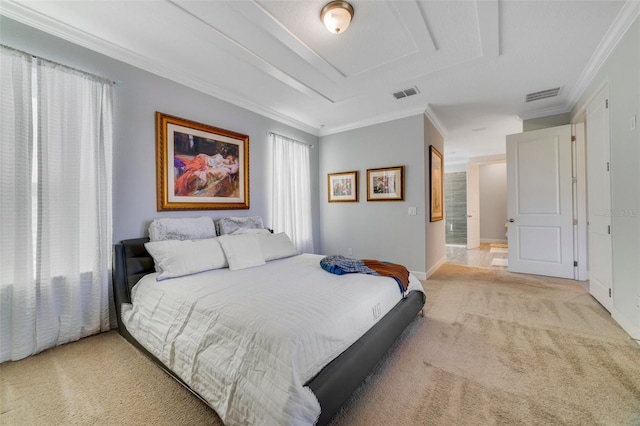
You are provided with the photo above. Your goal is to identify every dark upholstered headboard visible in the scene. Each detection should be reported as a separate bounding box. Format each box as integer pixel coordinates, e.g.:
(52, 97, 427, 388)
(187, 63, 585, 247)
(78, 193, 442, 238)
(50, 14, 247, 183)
(112, 238, 154, 332)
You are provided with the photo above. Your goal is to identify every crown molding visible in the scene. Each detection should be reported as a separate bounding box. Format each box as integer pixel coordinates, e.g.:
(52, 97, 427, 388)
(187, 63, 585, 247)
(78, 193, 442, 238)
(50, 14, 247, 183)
(3, 0, 437, 139)
(318, 105, 428, 136)
(520, 1, 639, 122)
(423, 104, 449, 137)
(570, 77, 610, 123)
(6, 0, 634, 140)
(567, 0, 640, 110)
(0, 1, 321, 137)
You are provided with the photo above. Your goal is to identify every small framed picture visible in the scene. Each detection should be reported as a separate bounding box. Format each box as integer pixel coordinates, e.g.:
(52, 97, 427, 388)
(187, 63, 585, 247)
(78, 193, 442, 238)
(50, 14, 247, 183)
(328, 171, 359, 202)
(366, 166, 404, 201)
(429, 145, 444, 221)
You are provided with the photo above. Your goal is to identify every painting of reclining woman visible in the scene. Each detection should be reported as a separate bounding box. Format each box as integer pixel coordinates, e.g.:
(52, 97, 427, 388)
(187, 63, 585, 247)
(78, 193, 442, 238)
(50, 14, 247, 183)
(156, 112, 249, 211)
(173, 132, 240, 198)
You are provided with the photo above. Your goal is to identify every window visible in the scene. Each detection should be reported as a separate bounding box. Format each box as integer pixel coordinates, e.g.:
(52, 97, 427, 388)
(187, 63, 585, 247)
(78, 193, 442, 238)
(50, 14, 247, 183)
(269, 133, 314, 253)
(1, 45, 113, 362)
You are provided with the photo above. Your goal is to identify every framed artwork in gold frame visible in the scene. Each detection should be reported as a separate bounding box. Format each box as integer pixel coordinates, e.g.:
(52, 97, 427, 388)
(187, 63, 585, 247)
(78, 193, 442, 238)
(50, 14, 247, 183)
(327, 170, 359, 202)
(429, 145, 444, 221)
(155, 112, 249, 211)
(366, 166, 404, 201)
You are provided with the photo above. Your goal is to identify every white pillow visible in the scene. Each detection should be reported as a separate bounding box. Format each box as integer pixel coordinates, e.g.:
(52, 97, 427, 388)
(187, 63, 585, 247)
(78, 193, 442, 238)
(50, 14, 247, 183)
(148, 217, 216, 241)
(230, 228, 271, 236)
(257, 232, 298, 261)
(218, 234, 266, 271)
(145, 238, 228, 280)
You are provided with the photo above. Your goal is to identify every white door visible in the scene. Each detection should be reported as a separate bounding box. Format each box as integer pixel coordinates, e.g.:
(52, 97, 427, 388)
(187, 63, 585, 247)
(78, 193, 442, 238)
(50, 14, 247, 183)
(586, 85, 613, 311)
(506, 125, 575, 279)
(466, 163, 480, 249)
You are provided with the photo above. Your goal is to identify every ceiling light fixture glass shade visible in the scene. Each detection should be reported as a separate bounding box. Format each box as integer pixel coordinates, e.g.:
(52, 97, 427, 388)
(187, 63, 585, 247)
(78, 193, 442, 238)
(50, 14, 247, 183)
(321, 1, 354, 34)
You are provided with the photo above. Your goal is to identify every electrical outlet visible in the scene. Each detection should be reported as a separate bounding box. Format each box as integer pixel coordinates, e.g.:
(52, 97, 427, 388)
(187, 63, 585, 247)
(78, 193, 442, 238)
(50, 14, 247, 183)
(636, 296, 640, 309)
(631, 115, 637, 131)
(408, 207, 417, 216)
(347, 248, 353, 256)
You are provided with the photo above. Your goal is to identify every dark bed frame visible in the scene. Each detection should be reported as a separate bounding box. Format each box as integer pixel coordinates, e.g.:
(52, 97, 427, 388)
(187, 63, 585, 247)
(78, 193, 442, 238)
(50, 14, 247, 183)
(113, 238, 425, 425)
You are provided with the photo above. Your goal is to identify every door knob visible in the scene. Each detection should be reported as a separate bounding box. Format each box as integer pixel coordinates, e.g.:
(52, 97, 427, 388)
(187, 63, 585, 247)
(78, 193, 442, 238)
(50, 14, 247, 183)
(508, 218, 515, 223)
(466, 214, 472, 218)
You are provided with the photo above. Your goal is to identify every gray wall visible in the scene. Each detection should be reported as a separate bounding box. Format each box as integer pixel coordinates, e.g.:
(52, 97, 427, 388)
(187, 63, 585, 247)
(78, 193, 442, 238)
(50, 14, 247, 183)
(319, 115, 428, 274)
(424, 116, 446, 276)
(479, 162, 507, 242)
(571, 16, 640, 337)
(1, 16, 320, 249)
(2, 16, 449, 277)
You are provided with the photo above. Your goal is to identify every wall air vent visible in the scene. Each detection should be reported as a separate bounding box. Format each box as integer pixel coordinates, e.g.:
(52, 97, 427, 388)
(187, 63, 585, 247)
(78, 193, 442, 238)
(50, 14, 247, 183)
(526, 87, 561, 102)
(393, 86, 420, 100)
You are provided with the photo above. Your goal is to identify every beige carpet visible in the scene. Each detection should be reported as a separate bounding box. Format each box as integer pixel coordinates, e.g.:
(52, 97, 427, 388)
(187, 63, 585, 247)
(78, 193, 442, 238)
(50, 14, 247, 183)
(2, 264, 639, 425)
(0, 330, 220, 425)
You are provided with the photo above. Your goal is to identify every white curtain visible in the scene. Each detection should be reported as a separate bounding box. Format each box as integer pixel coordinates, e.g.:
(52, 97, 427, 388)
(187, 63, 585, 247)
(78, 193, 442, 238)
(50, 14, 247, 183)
(0, 46, 35, 361)
(270, 133, 314, 253)
(0, 45, 113, 363)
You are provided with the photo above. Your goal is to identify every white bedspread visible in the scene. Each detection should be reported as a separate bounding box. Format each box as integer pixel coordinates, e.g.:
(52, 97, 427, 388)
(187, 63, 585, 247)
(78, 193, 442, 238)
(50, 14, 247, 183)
(122, 254, 423, 426)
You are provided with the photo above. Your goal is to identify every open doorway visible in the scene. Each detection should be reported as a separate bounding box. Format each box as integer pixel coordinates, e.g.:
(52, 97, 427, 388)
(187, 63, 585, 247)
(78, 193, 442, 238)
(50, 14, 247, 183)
(445, 159, 507, 268)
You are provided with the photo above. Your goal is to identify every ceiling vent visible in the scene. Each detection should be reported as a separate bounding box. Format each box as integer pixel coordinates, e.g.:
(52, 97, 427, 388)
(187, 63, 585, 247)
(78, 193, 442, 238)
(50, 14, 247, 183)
(393, 86, 420, 99)
(525, 87, 561, 102)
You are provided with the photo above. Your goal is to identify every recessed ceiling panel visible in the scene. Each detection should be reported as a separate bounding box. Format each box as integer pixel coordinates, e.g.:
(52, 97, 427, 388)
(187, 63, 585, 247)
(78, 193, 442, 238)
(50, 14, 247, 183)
(2, 0, 630, 155)
(258, 0, 424, 77)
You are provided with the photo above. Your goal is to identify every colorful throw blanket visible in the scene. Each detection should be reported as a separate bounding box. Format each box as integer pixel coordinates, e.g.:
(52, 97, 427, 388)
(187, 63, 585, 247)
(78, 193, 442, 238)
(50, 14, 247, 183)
(319, 255, 410, 294)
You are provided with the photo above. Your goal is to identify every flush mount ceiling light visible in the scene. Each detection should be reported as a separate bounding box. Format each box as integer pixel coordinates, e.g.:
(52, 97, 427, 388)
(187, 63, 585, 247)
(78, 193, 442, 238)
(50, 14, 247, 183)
(321, 1, 354, 34)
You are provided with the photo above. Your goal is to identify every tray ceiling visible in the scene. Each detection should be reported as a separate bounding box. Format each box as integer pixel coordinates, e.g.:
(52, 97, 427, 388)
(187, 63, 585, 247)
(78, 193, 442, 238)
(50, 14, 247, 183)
(1, 0, 636, 162)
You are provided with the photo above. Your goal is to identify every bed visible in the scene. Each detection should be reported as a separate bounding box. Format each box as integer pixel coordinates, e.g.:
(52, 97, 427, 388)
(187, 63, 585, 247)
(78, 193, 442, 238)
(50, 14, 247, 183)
(112, 218, 425, 425)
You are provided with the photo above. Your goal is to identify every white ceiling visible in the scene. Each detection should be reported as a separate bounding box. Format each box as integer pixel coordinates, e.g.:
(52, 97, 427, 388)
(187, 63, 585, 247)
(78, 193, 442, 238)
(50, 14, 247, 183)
(2, 0, 638, 164)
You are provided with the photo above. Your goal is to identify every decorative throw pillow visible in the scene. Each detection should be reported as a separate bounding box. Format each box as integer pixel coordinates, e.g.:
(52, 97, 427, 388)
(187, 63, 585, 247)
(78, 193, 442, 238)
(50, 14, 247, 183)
(257, 232, 298, 261)
(217, 234, 266, 271)
(216, 216, 264, 236)
(145, 238, 228, 280)
(148, 217, 216, 241)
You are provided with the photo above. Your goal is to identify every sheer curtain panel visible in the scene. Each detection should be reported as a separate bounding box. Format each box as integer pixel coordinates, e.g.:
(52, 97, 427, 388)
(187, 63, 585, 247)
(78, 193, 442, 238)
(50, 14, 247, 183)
(0, 46, 35, 361)
(270, 134, 314, 253)
(0, 46, 113, 363)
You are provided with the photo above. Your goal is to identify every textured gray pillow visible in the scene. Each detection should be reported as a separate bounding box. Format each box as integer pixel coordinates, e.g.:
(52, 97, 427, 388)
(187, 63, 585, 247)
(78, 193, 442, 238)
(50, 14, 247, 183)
(148, 217, 216, 241)
(216, 216, 264, 236)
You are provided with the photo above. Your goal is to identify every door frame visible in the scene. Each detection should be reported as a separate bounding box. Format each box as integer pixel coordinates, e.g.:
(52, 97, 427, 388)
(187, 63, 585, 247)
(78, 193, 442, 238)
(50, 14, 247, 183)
(584, 81, 613, 312)
(572, 122, 590, 281)
(466, 162, 480, 249)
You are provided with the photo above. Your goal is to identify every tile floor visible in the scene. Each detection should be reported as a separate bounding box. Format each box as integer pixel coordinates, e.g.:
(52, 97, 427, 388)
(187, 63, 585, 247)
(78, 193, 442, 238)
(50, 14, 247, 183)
(446, 243, 508, 269)
(446, 243, 590, 292)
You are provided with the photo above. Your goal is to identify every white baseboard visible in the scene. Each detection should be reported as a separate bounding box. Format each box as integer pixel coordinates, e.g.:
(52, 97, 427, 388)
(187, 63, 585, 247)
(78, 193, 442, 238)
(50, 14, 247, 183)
(425, 256, 447, 279)
(612, 308, 640, 341)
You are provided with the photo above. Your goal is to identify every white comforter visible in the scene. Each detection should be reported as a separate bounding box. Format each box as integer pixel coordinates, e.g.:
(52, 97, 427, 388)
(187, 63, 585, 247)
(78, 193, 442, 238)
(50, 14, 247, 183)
(122, 254, 423, 426)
